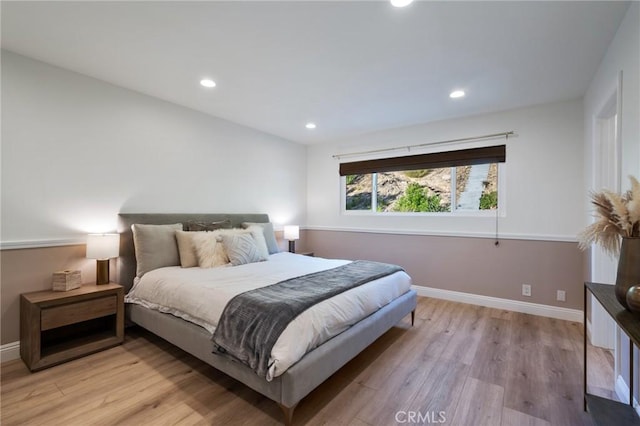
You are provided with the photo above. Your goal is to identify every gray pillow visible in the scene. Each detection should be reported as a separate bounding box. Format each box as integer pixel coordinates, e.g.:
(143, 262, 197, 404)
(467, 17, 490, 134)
(221, 233, 267, 266)
(242, 222, 279, 254)
(184, 220, 231, 232)
(131, 223, 182, 277)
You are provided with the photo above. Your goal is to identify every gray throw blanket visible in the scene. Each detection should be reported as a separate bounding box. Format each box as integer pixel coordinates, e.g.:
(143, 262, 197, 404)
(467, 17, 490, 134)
(212, 260, 403, 378)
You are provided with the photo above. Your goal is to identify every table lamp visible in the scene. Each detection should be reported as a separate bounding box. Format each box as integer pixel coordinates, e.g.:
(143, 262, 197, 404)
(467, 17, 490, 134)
(86, 233, 120, 284)
(284, 225, 299, 253)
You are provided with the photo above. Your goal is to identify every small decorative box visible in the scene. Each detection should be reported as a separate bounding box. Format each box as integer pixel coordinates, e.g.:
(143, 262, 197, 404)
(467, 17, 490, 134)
(52, 270, 82, 291)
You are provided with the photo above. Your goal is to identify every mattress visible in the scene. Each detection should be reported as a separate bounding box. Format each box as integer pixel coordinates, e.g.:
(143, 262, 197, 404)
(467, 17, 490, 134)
(125, 252, 412, 380)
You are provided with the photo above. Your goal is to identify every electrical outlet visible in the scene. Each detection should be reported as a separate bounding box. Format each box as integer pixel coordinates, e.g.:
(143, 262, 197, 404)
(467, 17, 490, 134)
(557, 290, 566, 302)
(522, 284, 531, 297)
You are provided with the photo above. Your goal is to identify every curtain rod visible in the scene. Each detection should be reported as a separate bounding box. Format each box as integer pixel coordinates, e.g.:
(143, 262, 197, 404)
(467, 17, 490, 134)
(332, 131, 515, 160)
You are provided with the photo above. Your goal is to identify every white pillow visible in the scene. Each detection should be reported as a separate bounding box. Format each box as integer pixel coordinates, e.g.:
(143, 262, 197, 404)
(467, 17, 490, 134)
(245, 225, 270, 260)
(191, 228, 270, 268)
(243, 222, 279, 254)
(221, 233, 268, 266)
(191, 230, 229, 268)
(132, 223, 182, 277)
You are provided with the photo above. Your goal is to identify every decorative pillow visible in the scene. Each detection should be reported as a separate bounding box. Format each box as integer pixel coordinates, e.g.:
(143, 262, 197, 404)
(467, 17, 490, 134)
(242, 222, 279, 254)
(184, 220, 231, 232)
(175, 230, 202, 268)
(245, 225, 270, 260)
(131, 223, 182, 277)
(221, 233, 267, 266)
(191, 231, 229, 268)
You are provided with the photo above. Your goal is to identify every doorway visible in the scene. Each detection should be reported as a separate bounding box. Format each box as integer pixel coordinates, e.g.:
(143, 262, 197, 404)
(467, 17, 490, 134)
(589, 72, 623, 397)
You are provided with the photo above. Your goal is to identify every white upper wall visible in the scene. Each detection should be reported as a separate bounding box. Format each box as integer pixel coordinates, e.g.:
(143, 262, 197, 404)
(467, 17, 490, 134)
(1, 51, 307, 244)
(584, 2, 639, 190)
(306, 99, 584, 241)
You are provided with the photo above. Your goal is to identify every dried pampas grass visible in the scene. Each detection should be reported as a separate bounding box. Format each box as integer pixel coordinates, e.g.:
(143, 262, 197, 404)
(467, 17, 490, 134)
(578, 176, 640, 257)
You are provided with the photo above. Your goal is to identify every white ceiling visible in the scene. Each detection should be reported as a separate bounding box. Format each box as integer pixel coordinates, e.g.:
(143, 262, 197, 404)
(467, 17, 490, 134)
(1, 1, 630, 144)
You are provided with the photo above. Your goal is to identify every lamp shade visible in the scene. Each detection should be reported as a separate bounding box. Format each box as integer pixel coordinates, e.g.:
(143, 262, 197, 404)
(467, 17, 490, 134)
(86, 234, 120, 260)
(390, 0, 413, 7)
(283, 225, 299, 241)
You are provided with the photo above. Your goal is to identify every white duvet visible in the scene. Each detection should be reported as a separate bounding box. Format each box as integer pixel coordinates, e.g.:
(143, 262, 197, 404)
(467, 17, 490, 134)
(125, 252, 412, 380)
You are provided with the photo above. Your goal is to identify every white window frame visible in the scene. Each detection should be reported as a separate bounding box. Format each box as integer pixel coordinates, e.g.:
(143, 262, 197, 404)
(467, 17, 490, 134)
(341, 163, 507, 217)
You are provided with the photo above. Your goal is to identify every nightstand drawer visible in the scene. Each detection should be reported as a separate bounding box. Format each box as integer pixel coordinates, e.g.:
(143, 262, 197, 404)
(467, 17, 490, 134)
(41, 295, 117, 331)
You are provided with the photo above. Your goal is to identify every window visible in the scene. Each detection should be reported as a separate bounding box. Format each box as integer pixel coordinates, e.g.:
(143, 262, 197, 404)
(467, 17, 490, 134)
(345, 174, 372, 211)
(341, 146, 504, 214)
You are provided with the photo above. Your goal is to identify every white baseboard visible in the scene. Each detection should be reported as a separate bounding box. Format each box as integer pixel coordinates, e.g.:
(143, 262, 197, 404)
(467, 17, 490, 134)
(1, 341, 20, 363)
(616, 374, 630, 404)
(412, 285, 583, 323)
(614, 374, 640, 416)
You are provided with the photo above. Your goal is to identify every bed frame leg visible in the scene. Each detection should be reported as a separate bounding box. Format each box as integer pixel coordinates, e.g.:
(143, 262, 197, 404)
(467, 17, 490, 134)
(411, 310, 415, 326)
(279, 403, 297, 426)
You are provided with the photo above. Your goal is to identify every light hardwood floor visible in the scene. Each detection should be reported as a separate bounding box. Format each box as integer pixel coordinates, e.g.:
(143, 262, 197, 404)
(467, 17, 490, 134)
(1, 297, 615, 425)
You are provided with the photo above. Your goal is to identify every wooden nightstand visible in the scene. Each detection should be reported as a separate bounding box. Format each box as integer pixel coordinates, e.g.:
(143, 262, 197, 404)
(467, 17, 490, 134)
(20, 283, 124, 371)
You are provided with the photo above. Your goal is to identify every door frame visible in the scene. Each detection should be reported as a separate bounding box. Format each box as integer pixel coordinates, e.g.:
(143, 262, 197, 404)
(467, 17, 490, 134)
(588, 70, 623, 379)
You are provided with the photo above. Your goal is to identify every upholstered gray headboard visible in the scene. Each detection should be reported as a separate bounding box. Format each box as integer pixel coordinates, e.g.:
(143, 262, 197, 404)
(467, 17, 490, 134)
(117, 213, 270, 292)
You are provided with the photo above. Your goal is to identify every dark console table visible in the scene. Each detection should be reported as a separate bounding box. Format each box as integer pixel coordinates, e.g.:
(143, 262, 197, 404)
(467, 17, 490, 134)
(584, 282, 640, 425)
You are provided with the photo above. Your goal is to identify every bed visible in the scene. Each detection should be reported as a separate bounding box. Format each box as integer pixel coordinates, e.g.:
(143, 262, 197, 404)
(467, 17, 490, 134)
(117, 213, 417, 425)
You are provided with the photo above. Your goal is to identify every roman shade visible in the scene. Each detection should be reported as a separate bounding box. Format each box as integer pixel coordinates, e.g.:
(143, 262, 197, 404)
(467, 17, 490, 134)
(339, 145, 506, 176)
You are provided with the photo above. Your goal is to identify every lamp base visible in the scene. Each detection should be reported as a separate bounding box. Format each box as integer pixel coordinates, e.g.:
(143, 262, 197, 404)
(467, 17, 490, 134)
(288, 241, 296, 254)
(96, 259, 110, 285)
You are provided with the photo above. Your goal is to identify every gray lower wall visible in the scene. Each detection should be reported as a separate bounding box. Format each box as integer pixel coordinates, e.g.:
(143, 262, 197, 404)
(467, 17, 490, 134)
(1, 245, 95, 345)
(306, 229, 584, 311)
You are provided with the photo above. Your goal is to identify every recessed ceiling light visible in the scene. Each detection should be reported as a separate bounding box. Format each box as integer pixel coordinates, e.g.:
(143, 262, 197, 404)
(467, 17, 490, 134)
(450, 90, 465, 99)
(200, 79, 216, 88)
(305, 123, 317, 129)
(390, 0, 414, 7)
